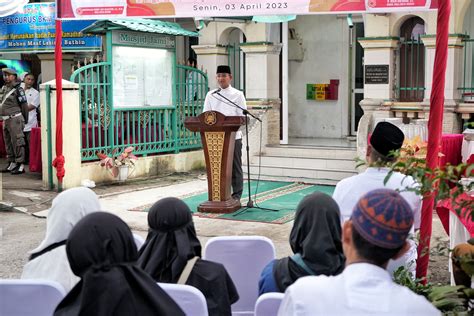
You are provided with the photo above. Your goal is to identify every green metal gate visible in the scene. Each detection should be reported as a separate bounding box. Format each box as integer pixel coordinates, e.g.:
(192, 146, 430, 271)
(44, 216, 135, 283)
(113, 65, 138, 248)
(70, 62, 207, 161)
(175, 64, 208, 150)
(460, 36, 474, 98)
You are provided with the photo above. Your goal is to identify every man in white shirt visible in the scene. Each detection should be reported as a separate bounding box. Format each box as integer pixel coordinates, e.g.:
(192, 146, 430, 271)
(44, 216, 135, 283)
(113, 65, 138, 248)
(278, 189, 440, 316)
(21, 73, 40, 165)
(332, 122, 421, 277)
(203, 65, 247, 200)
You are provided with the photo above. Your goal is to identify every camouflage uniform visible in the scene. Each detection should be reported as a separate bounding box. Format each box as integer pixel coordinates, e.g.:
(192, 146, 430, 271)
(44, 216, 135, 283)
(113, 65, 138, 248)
(1, 82, 27, 164)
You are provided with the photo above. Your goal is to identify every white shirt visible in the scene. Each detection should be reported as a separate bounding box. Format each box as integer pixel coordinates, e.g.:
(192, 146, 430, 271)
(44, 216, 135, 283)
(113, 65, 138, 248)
(203, 85, 246, 139)
(332, 167, 422, 277)
(22, 85, 40, 132)
(278, 263, 441, 316)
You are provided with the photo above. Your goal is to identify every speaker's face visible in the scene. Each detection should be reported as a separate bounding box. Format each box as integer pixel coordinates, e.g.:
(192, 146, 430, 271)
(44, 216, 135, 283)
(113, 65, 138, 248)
(216, 73, 232, 89)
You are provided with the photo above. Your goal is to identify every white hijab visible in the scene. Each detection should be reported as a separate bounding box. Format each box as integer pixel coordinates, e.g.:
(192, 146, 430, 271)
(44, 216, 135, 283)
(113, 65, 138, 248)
(31, 187, 101, 254)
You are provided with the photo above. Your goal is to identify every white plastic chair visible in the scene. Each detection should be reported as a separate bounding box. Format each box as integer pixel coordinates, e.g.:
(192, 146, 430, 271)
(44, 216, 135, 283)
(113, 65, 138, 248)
(254, 292, 285, 316)
(0, 279, 66, 316)
(203, 236, 276, 316)
(132, 233, 145, 250)
(157, 282, 208, 316)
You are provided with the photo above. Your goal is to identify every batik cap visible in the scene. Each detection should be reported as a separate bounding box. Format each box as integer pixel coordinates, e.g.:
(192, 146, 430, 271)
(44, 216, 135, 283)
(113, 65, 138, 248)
(351, 188, 414, 249)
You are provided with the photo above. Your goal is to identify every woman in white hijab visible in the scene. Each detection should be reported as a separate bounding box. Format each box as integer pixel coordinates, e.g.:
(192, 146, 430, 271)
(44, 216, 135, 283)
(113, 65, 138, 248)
(22, 187, 101, 292)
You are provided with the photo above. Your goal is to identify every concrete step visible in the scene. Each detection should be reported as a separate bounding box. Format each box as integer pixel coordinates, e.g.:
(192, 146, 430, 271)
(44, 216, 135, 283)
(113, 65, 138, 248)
(263, 144, 358, 160)
(251, 155, 357, 170)
(244, 144, 359, 185)
(243, 164, 357, 185)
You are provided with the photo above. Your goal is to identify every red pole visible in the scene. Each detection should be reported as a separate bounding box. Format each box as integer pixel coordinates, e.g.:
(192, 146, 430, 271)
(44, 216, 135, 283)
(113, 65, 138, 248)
(53, 18, 65, 189)
(416, 0, 451, 280)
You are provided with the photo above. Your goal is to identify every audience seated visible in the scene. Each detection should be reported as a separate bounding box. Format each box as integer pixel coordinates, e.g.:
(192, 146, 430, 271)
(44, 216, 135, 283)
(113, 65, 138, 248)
(278, 189, 441, 316)
(54, 212, 184, 316)
(137, 197, 239, 316)
(22, 187, 100, 292)
(332, 122, 421, 277)
(259, 192, 345, 294)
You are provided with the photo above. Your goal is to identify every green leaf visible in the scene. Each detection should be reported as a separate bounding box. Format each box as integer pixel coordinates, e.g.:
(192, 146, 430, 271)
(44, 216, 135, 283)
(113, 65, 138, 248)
(465, 164, 474, 177)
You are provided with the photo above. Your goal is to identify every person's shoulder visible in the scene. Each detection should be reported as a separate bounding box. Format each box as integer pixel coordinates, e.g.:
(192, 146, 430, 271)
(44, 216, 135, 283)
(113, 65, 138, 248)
(229, 86, 244, 95)
(198, 258, 221, 267)
(205, 89, 218, 97)
(192, 259, 234, 284)
(387, 171, 420, 190)
(291, 274, 335, 292)
(14, 83, 25, 92)
(391, 283, 441, 314)
(335, 172, 361, 190)
(196, 258, 228, 273)
(388, 170, 416, 182)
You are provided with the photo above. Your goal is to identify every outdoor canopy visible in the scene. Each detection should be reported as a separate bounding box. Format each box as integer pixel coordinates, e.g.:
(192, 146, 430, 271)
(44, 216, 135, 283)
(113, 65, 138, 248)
(53, 0, 446, 280)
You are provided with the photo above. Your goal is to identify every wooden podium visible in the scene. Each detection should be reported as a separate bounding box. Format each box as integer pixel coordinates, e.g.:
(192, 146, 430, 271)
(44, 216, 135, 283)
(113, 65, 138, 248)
(185, 111, 245, 213)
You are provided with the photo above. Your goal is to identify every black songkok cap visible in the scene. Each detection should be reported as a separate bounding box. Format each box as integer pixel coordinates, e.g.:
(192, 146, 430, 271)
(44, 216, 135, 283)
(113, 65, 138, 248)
(370, 122, 404, 156)
(216, 65, 231, 74)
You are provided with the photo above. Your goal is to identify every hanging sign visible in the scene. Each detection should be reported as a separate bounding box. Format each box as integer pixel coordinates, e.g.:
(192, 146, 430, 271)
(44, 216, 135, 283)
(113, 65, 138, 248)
(0, 2, 101, 52)
(112, 30, 175, 49)
(365, 65, 389, 84)
(57, 0, 437, 19)
(366, 0, 432, 13)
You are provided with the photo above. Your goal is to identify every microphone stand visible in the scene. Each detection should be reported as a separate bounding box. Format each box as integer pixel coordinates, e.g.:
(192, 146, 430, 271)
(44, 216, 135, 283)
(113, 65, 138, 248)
(212, 91, 279, 216)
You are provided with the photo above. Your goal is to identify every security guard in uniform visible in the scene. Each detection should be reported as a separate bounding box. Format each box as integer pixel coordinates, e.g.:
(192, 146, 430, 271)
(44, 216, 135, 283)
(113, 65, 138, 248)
(1, 68, 28, 174)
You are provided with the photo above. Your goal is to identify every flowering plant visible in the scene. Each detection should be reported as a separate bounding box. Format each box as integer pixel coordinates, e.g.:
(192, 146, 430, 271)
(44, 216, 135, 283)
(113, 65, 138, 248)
(396, 136, 446, 170)
(400, 136, 428, 159)
(97, 147, 138, 177)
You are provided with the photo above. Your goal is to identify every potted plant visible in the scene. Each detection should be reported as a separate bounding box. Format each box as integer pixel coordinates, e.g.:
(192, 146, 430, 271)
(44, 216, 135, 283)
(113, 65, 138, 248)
(97, 147, 138, 181)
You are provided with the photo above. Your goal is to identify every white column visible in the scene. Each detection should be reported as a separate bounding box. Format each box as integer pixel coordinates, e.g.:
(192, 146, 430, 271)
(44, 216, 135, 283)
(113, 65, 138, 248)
(422, 35, 465, 133)
(191, 45, 228, 89)
(282, 22, 289, 144)
(240, 43, 282, 100)
(358, 38, 399, 101)
(240, 43, 282, 147)
(422, 35, 465, 103)
(40, 79, 82, 189)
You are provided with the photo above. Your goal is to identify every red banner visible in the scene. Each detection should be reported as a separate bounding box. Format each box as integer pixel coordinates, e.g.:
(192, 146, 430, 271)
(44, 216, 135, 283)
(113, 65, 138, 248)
(57, 0, 436, 19)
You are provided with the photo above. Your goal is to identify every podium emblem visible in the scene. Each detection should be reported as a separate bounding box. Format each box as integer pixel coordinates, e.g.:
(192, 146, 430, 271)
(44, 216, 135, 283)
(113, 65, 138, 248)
(204, 111, 217, 126)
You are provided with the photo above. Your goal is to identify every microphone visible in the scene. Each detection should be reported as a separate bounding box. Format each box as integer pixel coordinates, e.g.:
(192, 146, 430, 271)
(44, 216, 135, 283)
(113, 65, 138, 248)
(212, 88, 221, 94)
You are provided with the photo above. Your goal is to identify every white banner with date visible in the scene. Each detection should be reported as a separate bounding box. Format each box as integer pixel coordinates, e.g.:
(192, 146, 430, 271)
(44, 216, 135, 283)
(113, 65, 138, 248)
(57, 0, 436, 19)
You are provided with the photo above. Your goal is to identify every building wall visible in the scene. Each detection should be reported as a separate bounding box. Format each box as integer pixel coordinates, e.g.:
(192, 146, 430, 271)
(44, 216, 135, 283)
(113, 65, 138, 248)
(462, 1, 474, 92)
(464, 1, 474, 33)
(288, 15, 349, 139)
(460, 1, 474, 33)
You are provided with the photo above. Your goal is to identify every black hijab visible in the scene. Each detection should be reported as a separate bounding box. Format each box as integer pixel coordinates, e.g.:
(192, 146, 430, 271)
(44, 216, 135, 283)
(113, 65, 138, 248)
(137, 197, 201, 283)
(138, 198, 239, 316)
(54, 212, 184, 316)
(274, 192, 345, 292)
